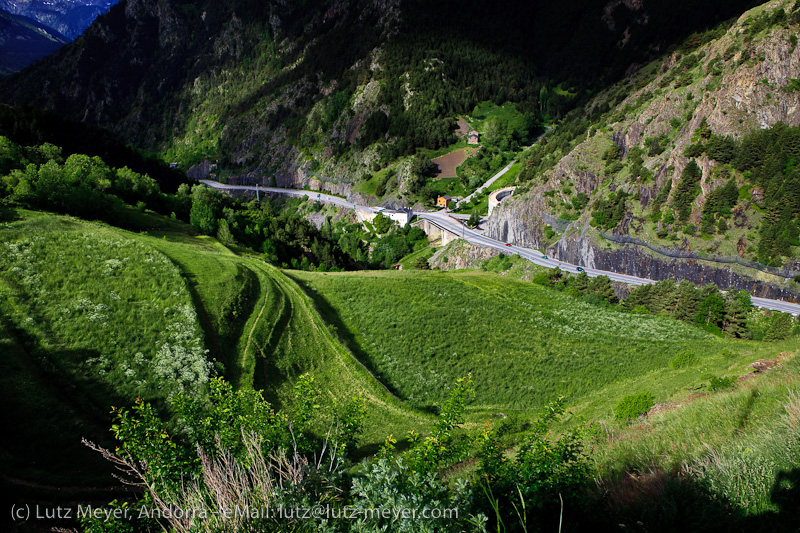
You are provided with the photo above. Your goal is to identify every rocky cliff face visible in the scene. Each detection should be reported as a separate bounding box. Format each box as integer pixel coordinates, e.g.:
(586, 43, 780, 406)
(551, 222, 799, 300)
(488, 0, 800, 294)
(429, 240, 500, 271)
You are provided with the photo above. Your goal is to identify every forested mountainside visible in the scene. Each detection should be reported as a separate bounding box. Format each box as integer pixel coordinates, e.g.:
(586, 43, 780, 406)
(0, 0, 116, 40)
(0, 8, 68, 75)
(490, 0, 800, 286)
(0, 0, 762, 185)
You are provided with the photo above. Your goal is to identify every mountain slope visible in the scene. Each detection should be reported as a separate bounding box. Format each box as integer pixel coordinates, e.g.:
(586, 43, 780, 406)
(0, 207, 426, 500)
(0, 8, 68, 75)
(0, 0, 765, 186)
(488, 0, 800, 297)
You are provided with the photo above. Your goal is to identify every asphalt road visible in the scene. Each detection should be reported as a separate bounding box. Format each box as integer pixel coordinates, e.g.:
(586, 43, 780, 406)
(457, 160, 515, 207)
(200, 180, 379, 212)
(457, 126, 550, 208)
(200, 180, 800, 315)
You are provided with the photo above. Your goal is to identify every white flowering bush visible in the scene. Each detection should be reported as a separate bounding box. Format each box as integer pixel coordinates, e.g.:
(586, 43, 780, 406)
(152, 304, 211, 398)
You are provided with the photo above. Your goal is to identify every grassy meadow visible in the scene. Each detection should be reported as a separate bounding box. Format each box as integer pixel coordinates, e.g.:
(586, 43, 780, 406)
(594, 349, 800, 519)
(0, 209, 429, 493)
(287, 269, 792, 419)
(0, 211, 210, 406)
(2, 206, 797, 519)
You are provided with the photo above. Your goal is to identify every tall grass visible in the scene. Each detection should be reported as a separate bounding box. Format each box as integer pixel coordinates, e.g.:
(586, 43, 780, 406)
(595, 352, 800, 518)
(0, 213, 210, 406)
(289, 270, 731, 411)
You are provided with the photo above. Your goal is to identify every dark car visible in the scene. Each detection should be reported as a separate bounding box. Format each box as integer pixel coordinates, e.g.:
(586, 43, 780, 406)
(577, 267, 584, 272)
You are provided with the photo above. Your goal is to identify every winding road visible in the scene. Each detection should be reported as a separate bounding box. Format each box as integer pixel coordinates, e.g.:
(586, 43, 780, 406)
(200, 180, 800, 316)
(457, 126, 550, 208)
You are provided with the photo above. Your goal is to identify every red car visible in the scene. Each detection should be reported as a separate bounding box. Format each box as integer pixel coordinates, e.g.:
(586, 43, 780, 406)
(505, 243, 511, 247)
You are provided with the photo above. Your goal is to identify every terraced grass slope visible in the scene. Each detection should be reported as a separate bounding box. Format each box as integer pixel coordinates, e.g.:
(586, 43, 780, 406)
(135, 231, 429, 445)
(287, 270, 791, 419)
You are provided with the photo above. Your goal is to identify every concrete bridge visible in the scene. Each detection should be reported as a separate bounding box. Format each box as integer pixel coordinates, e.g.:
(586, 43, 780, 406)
(412, 217, 461, 247)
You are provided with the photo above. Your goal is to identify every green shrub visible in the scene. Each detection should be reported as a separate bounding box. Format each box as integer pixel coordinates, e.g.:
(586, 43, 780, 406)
(765, 313, 796, 341)
(532, 272, 551, 286)
(615, 392, 655, 421)
(708, 376, 737, 391)
(373, 213, 392, 234)
(482, 254, 513, 273)
(644, 134, 669, 156)
(669, 350, 698, 369)
(591, 191, 629, 230)
(412, 256, 430, 270)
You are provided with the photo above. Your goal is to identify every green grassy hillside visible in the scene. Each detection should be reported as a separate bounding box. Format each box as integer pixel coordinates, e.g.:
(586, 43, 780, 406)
(133, 230, 429, 444)
(3, 205, 798, 529)
(287, 269, 793, 419)
(0, 210, 211, 501)
(0, 208, 426, 496)
(593, 351, 800, 524)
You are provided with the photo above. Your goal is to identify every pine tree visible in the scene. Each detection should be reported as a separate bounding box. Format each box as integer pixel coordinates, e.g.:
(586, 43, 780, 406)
(696, 116, 712, 141)
(723, 289, 751, 338)
(673, 160, 703, 222)
(674, 281, 700, 322)
(572, 271, 590, 292)
(623, 284, 654, 311)
(652, 279, 678, 315)
(588, 275, 618, 304)
(701, 215, 716, 235)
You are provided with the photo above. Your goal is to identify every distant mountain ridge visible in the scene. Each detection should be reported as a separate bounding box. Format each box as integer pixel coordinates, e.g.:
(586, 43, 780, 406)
(0, 0, 116, 74)
(0, 0, 116, 40)
(0, 7, 68, 75)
